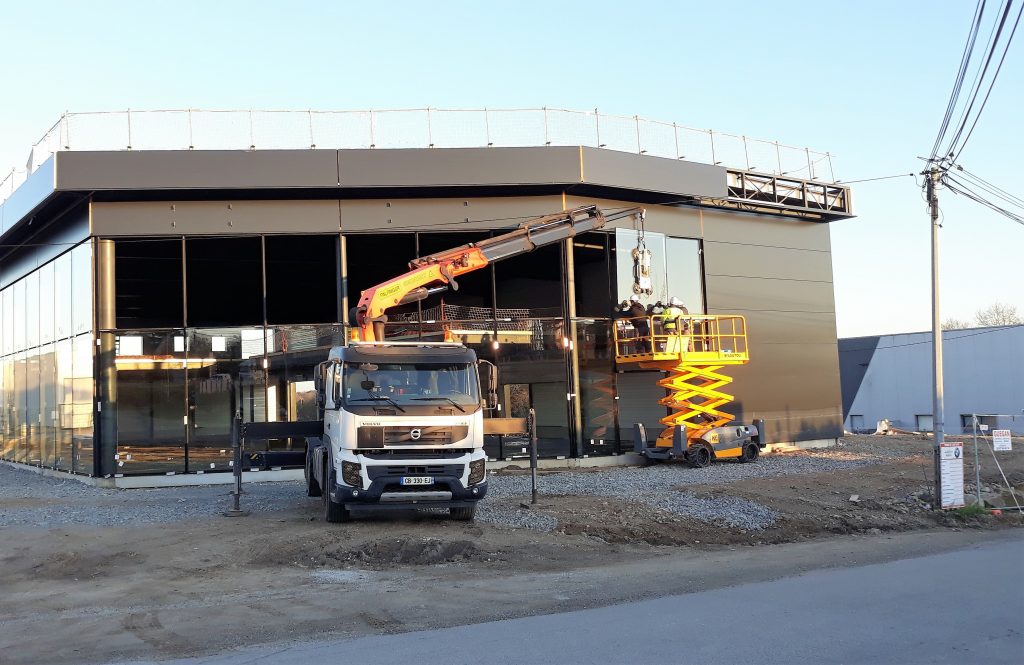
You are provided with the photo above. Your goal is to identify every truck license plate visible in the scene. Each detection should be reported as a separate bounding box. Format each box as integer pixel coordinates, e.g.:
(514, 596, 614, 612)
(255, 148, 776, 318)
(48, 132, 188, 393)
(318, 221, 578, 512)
(401, 476, 433, 486)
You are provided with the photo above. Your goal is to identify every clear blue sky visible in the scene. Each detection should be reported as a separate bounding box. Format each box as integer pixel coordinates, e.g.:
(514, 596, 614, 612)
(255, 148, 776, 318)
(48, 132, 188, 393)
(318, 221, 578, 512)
(1, 0, 1020, 337)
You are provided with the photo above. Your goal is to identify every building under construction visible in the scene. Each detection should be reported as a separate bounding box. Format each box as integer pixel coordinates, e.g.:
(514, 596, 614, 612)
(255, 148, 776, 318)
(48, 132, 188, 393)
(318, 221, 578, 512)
(0, 109, 853, 480)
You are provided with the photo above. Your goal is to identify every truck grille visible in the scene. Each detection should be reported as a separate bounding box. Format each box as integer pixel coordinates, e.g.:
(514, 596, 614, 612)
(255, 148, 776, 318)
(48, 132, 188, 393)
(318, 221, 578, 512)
(357, 425, 469, 447)
(367, 464, 464, 480)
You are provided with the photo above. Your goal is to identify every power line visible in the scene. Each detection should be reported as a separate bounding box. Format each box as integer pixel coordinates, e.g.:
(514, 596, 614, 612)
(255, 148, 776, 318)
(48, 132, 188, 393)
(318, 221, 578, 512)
(931, 0, 988, 159)
(836, 173, 914, 184)
(943, 0, 1022, 160)
(955, 166, 1024, 207)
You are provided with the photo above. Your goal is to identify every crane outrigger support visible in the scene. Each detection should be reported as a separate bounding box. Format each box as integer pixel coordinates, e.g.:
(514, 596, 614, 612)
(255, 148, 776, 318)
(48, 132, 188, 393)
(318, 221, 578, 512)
(614, 315, 766, 464)
(354, 204, 645, 342)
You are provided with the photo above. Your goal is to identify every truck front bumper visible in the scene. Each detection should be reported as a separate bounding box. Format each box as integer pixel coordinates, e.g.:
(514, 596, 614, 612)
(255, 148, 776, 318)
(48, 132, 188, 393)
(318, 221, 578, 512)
(330, 476, 487, 508)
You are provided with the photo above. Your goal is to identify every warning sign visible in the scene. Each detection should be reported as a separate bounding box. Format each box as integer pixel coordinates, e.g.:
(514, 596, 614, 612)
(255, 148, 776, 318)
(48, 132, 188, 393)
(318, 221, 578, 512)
(939, 441, 965, 510)
(993, 430, 1012, 452)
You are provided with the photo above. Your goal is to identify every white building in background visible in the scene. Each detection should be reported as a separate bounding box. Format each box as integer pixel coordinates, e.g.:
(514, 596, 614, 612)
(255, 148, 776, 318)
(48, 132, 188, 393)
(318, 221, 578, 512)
(839, 325, 1024, 434)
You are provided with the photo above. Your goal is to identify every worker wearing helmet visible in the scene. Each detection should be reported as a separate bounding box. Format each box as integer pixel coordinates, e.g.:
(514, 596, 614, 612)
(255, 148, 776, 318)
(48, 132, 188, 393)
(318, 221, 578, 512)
(662, 297, 690, 353)
(627, 294, 651, 353)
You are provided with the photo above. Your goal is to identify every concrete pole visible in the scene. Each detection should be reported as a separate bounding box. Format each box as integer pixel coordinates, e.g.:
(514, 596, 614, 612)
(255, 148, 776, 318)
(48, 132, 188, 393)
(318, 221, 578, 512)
(927, 168, 945, 506)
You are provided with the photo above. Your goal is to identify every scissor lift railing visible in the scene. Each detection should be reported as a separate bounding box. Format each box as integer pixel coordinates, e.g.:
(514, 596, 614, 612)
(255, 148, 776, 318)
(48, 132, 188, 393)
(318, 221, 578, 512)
(614, 315, 750, 445)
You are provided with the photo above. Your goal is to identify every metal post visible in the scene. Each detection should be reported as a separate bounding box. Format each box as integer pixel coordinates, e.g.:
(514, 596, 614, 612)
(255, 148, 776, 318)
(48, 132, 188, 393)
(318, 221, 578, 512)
(973, 414, 982, 506)
(927, 167, 945, 507)
(225, 413, 248, 516)
(529, 407, 538, 504)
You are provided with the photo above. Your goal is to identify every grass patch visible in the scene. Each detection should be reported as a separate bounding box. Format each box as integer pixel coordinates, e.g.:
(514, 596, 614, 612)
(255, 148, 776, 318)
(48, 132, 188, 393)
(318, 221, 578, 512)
(952, 504, 988, 518)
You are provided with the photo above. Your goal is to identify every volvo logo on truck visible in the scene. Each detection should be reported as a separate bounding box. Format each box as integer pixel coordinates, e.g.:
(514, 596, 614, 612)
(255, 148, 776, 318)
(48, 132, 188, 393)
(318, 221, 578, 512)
(410, 428, 422, 441)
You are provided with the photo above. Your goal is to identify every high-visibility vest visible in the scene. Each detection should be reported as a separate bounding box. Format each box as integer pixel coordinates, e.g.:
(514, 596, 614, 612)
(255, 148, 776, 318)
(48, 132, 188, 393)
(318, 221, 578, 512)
(663, 306, 685, 330)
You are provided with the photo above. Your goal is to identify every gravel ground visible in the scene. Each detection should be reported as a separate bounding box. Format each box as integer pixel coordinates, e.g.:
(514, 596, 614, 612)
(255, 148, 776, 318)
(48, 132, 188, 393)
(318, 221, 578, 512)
(0, 440, 898, 531)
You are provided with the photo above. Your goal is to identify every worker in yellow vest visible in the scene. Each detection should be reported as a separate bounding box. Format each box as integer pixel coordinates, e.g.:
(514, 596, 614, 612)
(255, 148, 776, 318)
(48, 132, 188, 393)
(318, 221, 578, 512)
(662, 297, 689, 353)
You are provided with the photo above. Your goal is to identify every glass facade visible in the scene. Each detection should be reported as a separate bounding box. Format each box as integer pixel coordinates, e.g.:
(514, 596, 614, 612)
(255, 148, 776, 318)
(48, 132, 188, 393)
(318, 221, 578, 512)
(1, 228, 706, 475)
(0, 242, 94, 473)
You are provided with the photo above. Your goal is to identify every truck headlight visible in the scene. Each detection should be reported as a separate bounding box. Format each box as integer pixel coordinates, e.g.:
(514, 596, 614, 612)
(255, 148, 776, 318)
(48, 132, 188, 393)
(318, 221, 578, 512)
(468, 459, 486, 485)
(341, 461, 362, 487)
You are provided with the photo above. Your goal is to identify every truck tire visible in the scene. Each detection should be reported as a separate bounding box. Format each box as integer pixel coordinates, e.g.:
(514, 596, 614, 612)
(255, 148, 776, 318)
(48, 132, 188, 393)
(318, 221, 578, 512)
(305, 447, 322, 497)
(322, 468, 351, 523)
(687, 444, 712, 469)
(449, 505, 476, 521)
(739, 443, 759, 463)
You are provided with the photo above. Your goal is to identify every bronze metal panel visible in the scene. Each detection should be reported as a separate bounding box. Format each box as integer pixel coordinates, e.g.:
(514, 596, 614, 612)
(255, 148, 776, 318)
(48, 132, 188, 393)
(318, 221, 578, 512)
(705, 276, 837, 316)
(337, 147, 581, 188)
(700, 207, 834, 251)
(704, 241, 833, 282)
(339, 196, 564, 232)
(580, 147, 726, 198)
(90, 200, 342, 236)
(565, 195, 704, 238)
(710, 309, 839, 345)
(55, 150, 339, 190)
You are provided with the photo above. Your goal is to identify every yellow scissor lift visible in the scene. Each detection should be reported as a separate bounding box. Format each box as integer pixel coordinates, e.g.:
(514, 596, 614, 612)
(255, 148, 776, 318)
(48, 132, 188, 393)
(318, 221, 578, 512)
(614, 314, 766, 466)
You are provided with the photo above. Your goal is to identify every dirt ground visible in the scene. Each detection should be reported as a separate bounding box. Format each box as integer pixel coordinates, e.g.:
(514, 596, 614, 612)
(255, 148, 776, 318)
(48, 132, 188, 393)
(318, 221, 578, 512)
(1, 435, 1021, 664)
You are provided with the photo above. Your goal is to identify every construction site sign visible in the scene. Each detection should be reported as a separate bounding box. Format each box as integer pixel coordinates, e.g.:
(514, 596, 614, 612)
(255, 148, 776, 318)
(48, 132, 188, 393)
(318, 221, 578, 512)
(939, 441, 965, 510)
(992, 430, 1012, 452)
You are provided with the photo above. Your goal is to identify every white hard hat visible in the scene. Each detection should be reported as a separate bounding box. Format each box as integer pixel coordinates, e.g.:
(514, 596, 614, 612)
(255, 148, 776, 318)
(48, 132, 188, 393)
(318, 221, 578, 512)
(669, 296, 683, 307)
(629, 294, 642, 303)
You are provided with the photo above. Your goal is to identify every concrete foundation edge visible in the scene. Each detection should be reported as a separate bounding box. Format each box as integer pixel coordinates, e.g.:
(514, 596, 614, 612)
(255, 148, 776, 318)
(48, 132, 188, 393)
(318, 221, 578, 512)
(1, 438, 837, 487)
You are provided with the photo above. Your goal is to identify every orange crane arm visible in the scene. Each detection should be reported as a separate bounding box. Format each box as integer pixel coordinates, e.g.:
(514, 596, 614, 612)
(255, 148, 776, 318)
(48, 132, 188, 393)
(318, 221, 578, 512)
(354, 204, 642, 341)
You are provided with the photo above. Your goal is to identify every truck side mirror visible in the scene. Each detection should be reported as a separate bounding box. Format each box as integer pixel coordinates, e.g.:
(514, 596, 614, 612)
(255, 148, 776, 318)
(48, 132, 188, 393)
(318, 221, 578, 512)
(314, 361, 328, 411)
(478, 359, 499, 410)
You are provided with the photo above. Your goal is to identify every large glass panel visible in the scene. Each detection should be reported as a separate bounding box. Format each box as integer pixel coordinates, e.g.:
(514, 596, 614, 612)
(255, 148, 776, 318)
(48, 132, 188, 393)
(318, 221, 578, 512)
(39, 261, 55, 345)
(616, 371, 669, 445)
(115, 238, 184, 329)
(265, 235, 338, 325)
(115, 330, 186, 475)
(494, 243, 563, 318)
(665, 237, 705, 314)
(486, 319, 570, 459)
(25, 347, 41, 465)
(188, 327, 266, 472)
(13, 351, 26, 463)
(72, 243, 93, 336)
(25, 271, 39, 350)
(72, 334, 94, 474)
(186, 237, 263, 327)
(345, 233, 418, 320)
(1, 355, 12, 460)
(573, 233, 614, 318)
(39, 343, 56, 467)
(54, 251, 73, 340)
(414, 232, 494, 326)
(54, 338, 74, 470)
(575, 320, 619, 456)
(0, 289, 10, 355)
(12, 280, 26, 352)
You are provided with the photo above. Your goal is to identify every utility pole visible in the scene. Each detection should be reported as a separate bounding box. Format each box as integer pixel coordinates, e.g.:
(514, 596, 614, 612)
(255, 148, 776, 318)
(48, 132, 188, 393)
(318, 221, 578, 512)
(926, 166, 945, 507)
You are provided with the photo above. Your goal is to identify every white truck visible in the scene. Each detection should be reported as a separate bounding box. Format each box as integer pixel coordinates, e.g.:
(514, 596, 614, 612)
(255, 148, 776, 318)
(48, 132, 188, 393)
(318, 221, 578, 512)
(305, 341, 495, 522)
(297, 205, 643, 522)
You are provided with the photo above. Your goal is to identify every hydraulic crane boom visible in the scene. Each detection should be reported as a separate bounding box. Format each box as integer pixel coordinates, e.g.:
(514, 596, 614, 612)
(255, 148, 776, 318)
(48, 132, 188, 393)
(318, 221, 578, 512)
(354, 204, 644, 341)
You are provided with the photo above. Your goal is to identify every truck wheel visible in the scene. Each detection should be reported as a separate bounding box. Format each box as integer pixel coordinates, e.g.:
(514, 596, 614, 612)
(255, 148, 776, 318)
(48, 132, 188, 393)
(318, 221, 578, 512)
(687, 444, 712, 469)
(305, 448, 322, 497)
(739, 443, 760, 463)
(449, 506, 476, 521)
(322, 469, 350, 523)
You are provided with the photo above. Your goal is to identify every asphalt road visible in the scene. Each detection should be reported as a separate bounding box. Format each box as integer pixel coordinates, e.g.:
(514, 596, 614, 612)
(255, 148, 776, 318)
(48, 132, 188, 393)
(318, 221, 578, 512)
(137, 535, 1024, 665)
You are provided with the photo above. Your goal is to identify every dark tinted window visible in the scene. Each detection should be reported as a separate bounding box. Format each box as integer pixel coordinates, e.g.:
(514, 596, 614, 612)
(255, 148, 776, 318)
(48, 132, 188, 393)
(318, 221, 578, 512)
(115, 238, 184, 328)
(186, 237, 263, 326)
(265, 235, 338, 324)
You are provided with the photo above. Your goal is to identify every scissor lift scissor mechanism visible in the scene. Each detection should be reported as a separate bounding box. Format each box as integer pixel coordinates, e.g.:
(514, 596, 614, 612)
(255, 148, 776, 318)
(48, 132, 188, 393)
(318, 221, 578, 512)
(614, 315, 765, 465)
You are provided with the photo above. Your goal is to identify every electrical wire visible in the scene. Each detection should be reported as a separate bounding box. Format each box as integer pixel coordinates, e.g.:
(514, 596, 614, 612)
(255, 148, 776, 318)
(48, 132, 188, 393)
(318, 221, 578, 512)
(836, 173, 914, 184)
(931, 0, 988, 160)
(841, 324, 1023, 352)
(955, 166, 1024, 208)
(944, 174, 1024, 225)
(942, 0, 1022, 160)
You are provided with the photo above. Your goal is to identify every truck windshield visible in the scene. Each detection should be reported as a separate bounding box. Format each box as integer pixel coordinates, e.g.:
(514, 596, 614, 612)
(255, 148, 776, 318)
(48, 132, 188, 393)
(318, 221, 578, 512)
(341, 361, 480, 407)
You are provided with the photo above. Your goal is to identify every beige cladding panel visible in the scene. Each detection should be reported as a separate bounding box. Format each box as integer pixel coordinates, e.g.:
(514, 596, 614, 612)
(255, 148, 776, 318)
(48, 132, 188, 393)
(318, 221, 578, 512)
(56, 150, 339, 190)
(704, 241, 833, 282)
(700, 208, 833, 251)
(564, 195, 703, 238)
(706, 276, 837, 316)
(337, 147, 582, 187)
(90, 200, 342, 236)
(339, 196, 566, 232)
(579, 147, 727, 198)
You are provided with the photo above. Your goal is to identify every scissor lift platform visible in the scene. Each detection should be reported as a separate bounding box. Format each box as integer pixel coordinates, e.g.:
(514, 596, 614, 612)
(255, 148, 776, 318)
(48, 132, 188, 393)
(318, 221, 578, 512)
(613, 314, 764, 464)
